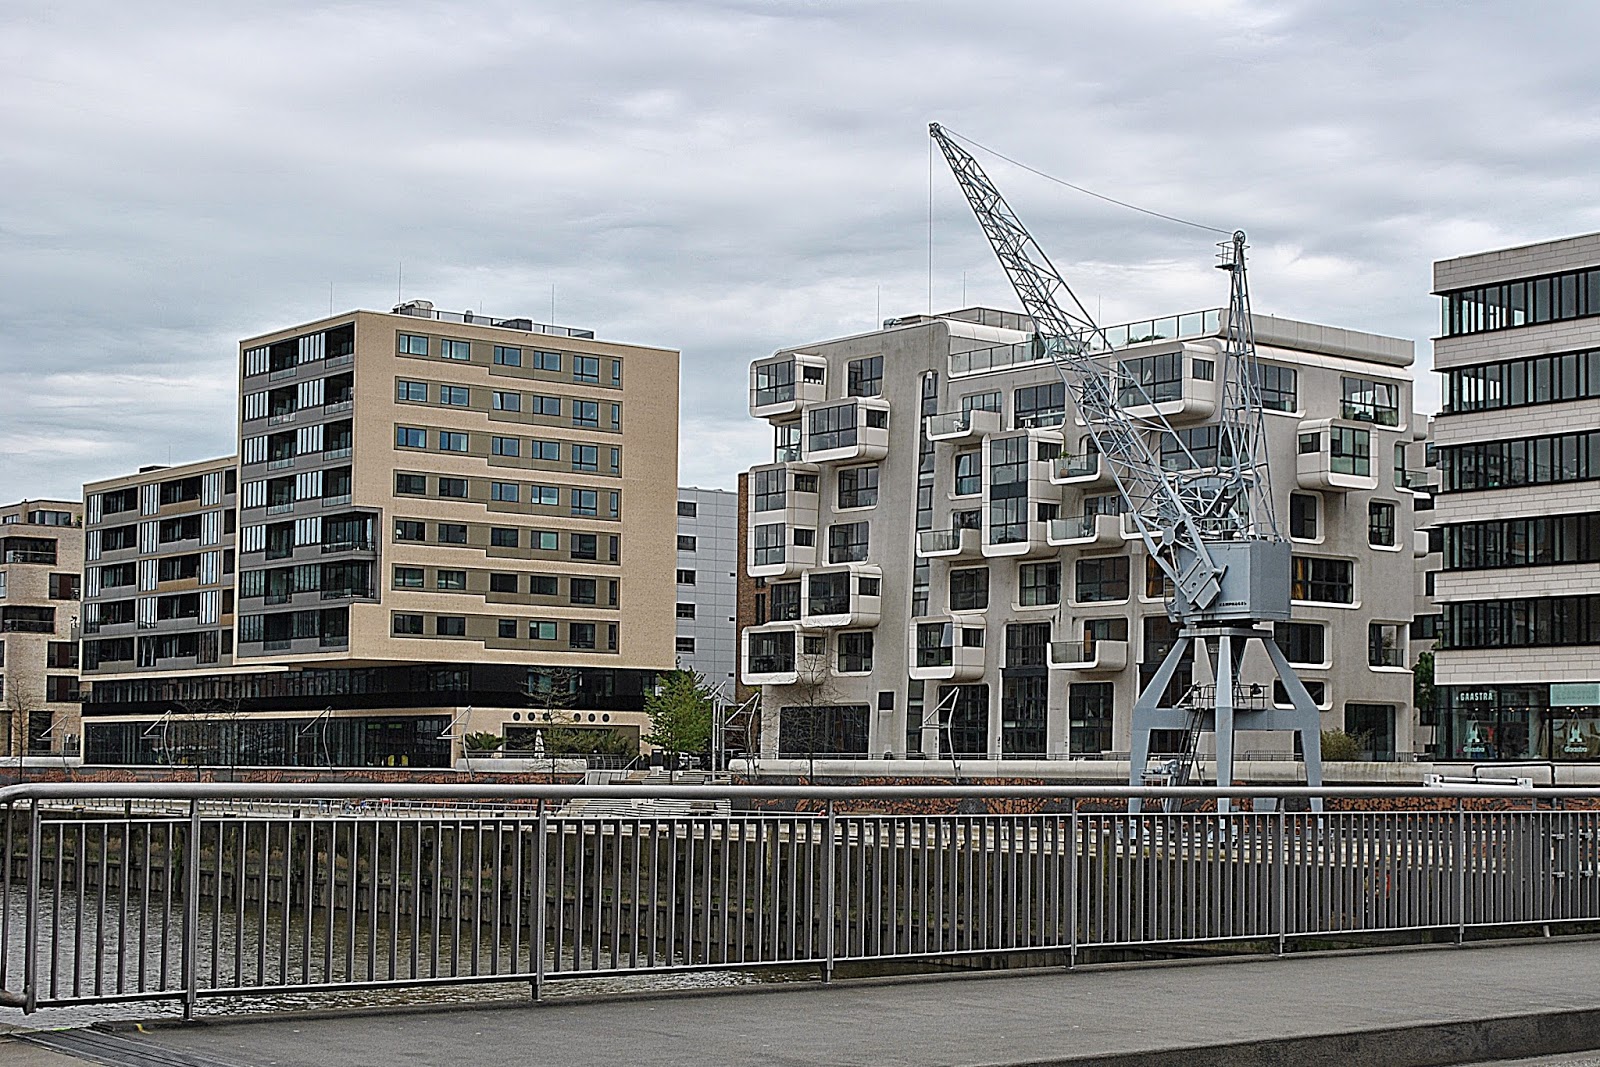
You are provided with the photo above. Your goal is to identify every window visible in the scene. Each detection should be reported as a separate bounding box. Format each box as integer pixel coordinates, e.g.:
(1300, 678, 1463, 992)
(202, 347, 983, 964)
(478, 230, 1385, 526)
(838, 631, 874, 672)
(807, 403, 859, 451)
(439, 385, 469, 406)
(611, 360, 622, 386)
(441, 339, 470, 361)
(529, 575, 558, 596)
(394, 519, 425, 541)
(395, 473, 426, 495)
(1291, 556, 1353, 604)
(490, 482, 519, 502)
(569, 622, 597, 649)
(395, 427, 425, 449)
(392, 613, 424, 635)
(571, 490, 598, 517)
(677, 535, 696, 551)
(1341, 376, 1399, 426)
(1330, 426, 1371, 476)
(535, 531, 559, 552)
(438, 477, 468, 498)
(1441, 268, 1600, 338)
(961, 391, 1002, 416)
(572, 355, 601, 383)
(1014, 382, 1065, 427)
(437, 523, 467, 545)
(1273, 680, 1326, 707)
(1273, 622, 1325, 665)
(437, 431, 466, 453)
(949, 567, 988, 611)
(530, 395, 561, 417)
(753, 468, 786, 512)
(1368, 622, 1406, 667)
(846, 356, 883, 397)
(1005, 622, 1050, 668)
(436, 615, 466, 636)
(793, 528, 814, 547)
(1069, 683, 1114, 755)
(529, 620, 557, 641)
(1018, 561, 1060, 606)
(837, 466, 878, 509)
(528, 485, 559, 507)
(525, 439, 559, 461)
(768, 582, 800, 622)
(393, 566, 424, 589)
(954, 451, 981, 496)
(1075, 556, 1129, 603)
(677, 501, 697, 517)
(397, 333, 428, 356)
(1444, 348, 1600, 414)
(677, 569, 696, 585)
(489, 573, 518, 593)
(987, 436, 1028, 544)
(1442, 511, 1600, 570)
(572, 444, 599, 472)
(498, 619, 518, 639)
(1253, 362, 1297, 412)
(754, 360, 796, 406)
(572, 401, 600, 428)
(570, 533, 597, 560)
(531, 350, 561, 372)
(828, 521, 869, 564)
(570, 578, 597, 605)
(396, 380, 427, 402)
(437, 569, 467, 591)
(676, 636, 696, 654)
(492, 436, 520, 457)
(1118, 352, 1183, 405)
(1368, 501, 1396, 547)
(753, 523, 785, 567)
(1161, 425, 1231, 471)
(1289, 493, 1318, 540)
(493, 345, 521, 367)
(1437, 429, 1600, 493)
(807, 570, 850, 615)
(490, 527, 519, 547)
(676, 602, 696, 619)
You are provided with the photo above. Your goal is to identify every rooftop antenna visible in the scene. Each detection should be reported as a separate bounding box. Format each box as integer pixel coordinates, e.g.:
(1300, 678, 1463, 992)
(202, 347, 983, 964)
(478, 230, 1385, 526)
(397, 262, 404, 305)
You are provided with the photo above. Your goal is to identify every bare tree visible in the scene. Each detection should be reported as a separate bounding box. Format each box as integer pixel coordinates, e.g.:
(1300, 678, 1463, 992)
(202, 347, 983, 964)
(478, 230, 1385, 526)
(783, 629, 840, 784)
(3, 678, 40, 761)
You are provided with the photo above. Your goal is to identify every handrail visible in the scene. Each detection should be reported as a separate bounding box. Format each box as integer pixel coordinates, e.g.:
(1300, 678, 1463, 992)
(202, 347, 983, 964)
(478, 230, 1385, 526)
(0, 781, 1569, 803)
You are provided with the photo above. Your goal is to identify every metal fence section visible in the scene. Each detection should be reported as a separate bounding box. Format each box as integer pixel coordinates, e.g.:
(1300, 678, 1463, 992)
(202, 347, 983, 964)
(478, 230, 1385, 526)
(2, 782, 1599, 1016)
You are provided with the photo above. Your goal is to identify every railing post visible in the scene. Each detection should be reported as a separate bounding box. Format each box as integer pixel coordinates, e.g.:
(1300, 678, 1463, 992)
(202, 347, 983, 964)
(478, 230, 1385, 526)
(1275, 808, 1287, 956)
(1454, 796, 1467, 945)
(533, 802, 547, 1001)
(23, 799, 40, 1014)
(1067, 799, 1078, 970)
(183, 798, 200, 1021)
(822, 799, 835, 985)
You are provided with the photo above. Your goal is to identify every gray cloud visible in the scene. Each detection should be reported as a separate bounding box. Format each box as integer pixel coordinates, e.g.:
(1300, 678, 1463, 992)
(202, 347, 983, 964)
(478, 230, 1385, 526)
(4, 0, 1599, 500)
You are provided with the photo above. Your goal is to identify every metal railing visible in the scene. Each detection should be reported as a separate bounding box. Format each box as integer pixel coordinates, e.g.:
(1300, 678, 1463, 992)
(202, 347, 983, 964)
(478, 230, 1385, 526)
(3, 781, 1599, 1019)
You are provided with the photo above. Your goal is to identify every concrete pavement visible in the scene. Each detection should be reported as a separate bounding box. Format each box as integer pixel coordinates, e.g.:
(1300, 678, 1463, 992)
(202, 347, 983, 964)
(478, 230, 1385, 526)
(16, 937, 1600, 1066)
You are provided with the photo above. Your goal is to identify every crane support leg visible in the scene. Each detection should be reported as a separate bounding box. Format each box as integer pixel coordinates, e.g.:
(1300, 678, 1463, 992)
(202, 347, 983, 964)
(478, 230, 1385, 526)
(1214, 633, 1237, 815)
(1128, 636, 1192, 815)
(1262, 636, 1325, 814)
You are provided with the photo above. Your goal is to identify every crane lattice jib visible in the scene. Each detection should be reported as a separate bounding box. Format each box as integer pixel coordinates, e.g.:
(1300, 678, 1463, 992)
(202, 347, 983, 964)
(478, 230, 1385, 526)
(929, 123, 1230, 611)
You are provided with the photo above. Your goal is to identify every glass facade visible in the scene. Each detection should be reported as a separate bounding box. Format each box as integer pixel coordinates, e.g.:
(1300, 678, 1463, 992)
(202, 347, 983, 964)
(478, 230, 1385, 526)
(1441, 267, 1600, 337)
(1438, 684, 1600, 761)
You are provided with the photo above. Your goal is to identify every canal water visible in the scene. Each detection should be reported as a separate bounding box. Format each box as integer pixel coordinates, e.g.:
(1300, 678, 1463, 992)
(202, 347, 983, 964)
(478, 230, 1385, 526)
(0, 885, 810, 1030)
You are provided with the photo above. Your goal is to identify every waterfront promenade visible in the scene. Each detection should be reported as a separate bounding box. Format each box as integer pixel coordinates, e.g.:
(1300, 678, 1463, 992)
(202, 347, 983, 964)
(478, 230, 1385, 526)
(6, 936, 1600, 1066)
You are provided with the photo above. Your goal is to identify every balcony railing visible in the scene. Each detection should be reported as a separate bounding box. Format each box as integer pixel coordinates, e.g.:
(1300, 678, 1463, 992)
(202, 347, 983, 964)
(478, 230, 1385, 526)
(321, 588, 371, 601)
(748, 655, 795, 675)
(322, 494, 353, 508)
(1340, 401, 1400, 426)
(267, 503, 295, 515)
(1052, 454, 1099, 479)
(267, 457, 295, 470)
(917, 529, 962, 554)
(268, 366, 298, 381)
(322, 447, 353, 461)
(3, 550, 57, 565)
(0, 619, 55, 633)
(1048, 516, 1095, 541)
(925, 412, 974, 437)
(320, 540, 375, 554)
(323, 399, 354, 416)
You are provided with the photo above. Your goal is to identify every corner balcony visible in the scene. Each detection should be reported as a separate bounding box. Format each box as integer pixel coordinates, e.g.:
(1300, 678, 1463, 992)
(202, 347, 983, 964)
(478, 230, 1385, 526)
(1047, 512, 1122, 548)
(1049, 451, 1113, 488)
(750, 353, 827, 420)
(800, 565, 882, 629)
(908, 615, 986, 682)
(981, 430, 1063, 558)
(916, 526, 983, 560)
(801, 398, 890, 464)
(741, 623, 810, 686)
(925, 407, 1003, 443)
(1048, 638, 1129, 672)
(1115, 343, 1219, 426)
(1295, 420, 1378, 492)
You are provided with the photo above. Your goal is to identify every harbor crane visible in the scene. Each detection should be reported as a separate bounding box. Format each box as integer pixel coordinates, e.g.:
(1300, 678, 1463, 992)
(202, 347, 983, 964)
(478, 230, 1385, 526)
(930, 123, 1324, 811)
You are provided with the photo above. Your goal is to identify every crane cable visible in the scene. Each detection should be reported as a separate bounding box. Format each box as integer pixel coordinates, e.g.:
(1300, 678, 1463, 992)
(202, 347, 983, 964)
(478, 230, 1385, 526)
(939, 126, 1235, 237)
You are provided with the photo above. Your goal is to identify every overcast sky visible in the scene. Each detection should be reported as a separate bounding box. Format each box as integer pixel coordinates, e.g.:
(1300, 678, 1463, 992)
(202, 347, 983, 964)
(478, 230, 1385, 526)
(3, 0, 1597, 503)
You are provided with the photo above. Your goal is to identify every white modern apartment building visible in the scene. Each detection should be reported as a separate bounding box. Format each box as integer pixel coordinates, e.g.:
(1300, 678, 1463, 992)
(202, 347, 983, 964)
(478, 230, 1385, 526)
(1431, 233, 1600, 764)
(739, 305, 1428, 767)
(675, 487, 738, 691)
